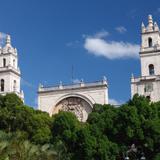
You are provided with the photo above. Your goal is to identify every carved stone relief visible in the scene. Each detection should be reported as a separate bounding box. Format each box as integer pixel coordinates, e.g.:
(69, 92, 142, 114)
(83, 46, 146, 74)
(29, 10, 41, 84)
(54, 97, 92, 122)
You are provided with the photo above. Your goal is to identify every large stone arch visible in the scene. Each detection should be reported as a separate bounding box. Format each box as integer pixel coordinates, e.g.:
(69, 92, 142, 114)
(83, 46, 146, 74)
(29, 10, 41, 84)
(52, 93, 94, 122)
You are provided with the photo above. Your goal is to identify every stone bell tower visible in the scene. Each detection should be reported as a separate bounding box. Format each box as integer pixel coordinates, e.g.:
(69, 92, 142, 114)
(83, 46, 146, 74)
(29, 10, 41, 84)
(131, 15, 160, 102)
(0, 35, 24, 99)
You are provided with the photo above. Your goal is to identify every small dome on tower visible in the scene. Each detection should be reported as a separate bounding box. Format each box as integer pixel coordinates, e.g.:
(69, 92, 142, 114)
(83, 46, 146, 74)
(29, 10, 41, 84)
(148, 15, 153, 23)
(2, 34, 14, 54)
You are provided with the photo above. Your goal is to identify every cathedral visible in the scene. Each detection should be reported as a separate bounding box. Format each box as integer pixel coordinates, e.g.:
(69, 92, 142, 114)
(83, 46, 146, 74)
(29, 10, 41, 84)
(131, 15, 160, 102)
(0, 35, 24, 100)
(0, 15, 160, 121)
(38, 78, 108, 122)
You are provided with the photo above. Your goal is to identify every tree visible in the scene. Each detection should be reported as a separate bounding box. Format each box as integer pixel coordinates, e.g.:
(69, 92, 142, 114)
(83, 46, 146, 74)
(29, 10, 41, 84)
(0, 131, 57, 160)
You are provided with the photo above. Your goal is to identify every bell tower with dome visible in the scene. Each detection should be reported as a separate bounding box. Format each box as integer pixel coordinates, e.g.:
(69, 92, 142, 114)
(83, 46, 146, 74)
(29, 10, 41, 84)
(131, 15, 160, 101)
(0, 35, 24, 99)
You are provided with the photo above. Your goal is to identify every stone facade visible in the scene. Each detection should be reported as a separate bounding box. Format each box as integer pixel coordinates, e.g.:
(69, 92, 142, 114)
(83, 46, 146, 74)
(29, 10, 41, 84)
(131, 15, 160, 102)
(0, 35, 24, 99)
(38, 78, 108, 122)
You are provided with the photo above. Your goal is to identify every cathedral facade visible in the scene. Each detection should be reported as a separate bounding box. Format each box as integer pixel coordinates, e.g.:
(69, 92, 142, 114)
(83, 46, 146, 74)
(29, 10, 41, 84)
(0, 35, 23, 99)
(131, 15, 160, 102)
(38, 78, 108, 122)
(1, 14, 160, 121)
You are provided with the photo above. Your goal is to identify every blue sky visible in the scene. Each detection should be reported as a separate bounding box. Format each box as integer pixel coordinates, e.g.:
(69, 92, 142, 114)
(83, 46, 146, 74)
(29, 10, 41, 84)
(0, 0, 160, 107)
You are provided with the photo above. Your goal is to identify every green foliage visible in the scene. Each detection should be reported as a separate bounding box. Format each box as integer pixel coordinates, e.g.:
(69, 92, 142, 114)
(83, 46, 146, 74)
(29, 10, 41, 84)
(0, 93, 160, 159)
(87, 95, 160, 160)
(52, 111, 79, 139)
(52, 111, 118, 160)
(0, 131, 57, 160)
(0, 94, 52, 144)
(154, 153, 160, 160)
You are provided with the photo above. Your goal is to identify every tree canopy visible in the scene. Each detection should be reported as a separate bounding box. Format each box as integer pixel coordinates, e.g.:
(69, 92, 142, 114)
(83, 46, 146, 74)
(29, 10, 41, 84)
(0, 93, 160, 159)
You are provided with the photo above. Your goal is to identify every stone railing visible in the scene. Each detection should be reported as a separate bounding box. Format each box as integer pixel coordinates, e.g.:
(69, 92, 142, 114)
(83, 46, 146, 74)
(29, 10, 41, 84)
(39, 79, 107, 92)
(0, 65, 20, 74)
(131, 74, 160, 83)
(140, 45, 160, 53)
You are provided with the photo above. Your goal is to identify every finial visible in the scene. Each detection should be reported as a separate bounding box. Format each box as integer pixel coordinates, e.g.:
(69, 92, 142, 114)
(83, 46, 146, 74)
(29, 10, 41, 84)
(80, 79, 84, 83)
(102, 76, 107, 84)
(39, 83, 43, 88)
(141, 22, 146, 33)
(59, 81, 63, 89)
(131, 73, 134, 79)
(103, 76, 107, 81)
(80, 79, 84, 87)
(147, 14, 153, 31)
(6, 34, 11, 45)
(38, 83, 43, 91)
(148, 14, 153, 24)
(154, 22, 159, 31)
(141, 22, 145, 27)
(14, 48, 17, 53)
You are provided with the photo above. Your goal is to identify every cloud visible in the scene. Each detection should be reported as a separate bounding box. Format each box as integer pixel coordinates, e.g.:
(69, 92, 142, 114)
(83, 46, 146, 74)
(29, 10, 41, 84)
(82, 30, 109, 39)
(109, 98, 123, 106)
(115, 26, 127, 33)
(94, 30, 109, 38)
(84, 35, 139, 59)
(66, 40, 80, 47)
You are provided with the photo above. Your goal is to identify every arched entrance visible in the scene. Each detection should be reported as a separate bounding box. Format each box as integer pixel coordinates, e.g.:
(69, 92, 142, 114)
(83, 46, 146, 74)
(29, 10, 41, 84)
(52, 95, 93, 122)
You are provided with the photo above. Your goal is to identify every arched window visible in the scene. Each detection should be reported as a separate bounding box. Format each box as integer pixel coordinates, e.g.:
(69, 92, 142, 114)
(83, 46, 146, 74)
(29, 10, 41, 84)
(144, 82, 153, 92)
(148, 37, 153, 47)
(1, 79, 4, 92)
(149, 64, 155, 75)
(13, 80, 16, 91)
(3, 58, 6, 67)
(146, 96, 151, 101)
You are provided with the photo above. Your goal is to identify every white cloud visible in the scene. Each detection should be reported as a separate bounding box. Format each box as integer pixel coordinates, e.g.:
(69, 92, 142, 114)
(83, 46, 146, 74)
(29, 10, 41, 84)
(115, 26, 127, 33)
(109, 98, 123, 106)
(82, 30, 109, 39)
(84, 36, 139, 59)
(94, 30, 109, 38)
(66, 40, 80, 47)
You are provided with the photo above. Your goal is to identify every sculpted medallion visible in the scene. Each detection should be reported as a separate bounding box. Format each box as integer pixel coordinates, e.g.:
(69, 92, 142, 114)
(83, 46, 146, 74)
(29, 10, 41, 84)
(54, 97, 92, 122)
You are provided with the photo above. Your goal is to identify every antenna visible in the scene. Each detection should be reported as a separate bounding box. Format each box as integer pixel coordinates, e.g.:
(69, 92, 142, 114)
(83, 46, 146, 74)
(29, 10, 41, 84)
(71, 65, 74, 84)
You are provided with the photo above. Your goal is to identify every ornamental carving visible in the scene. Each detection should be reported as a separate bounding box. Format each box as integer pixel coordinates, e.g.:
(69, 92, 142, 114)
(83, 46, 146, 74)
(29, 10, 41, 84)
(55, 97, 92, 122)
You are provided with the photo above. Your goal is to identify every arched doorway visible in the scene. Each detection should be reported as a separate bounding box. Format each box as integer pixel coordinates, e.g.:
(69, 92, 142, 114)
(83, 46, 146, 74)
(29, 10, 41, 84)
(53, 96, 93, 122)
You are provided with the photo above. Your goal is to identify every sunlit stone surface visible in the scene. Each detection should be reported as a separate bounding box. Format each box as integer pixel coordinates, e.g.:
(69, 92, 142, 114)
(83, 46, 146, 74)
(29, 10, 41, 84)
(131, 15, 160, 102)
(38, 79, 108, 121)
